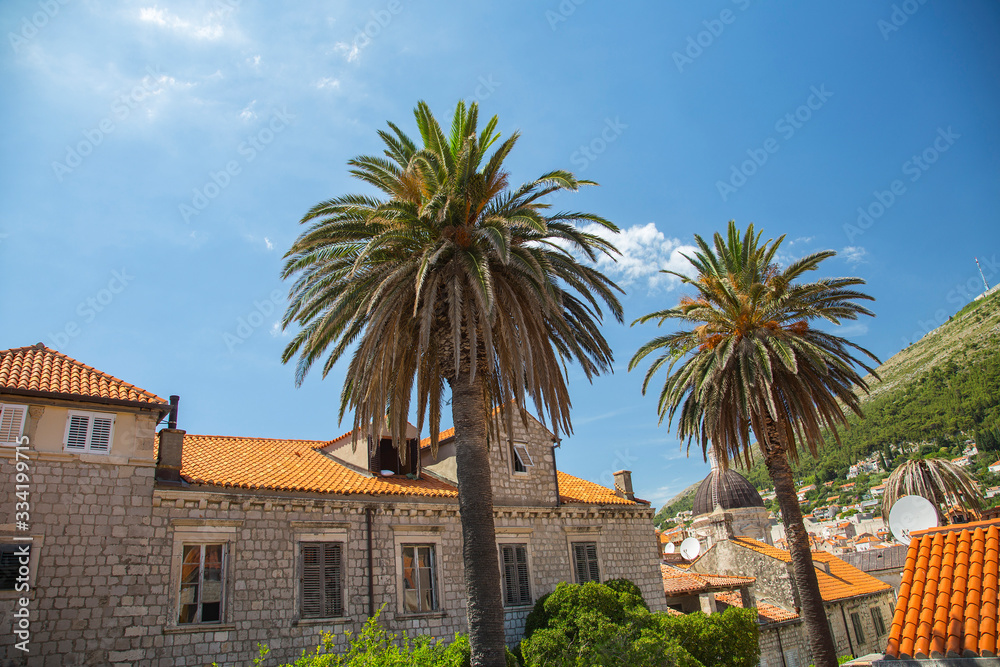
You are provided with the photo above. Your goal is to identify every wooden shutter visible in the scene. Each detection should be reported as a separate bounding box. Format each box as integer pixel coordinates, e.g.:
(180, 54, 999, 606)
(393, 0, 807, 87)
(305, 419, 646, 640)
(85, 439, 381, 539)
(65, 414, 90, 449)
(573, 543, 588, 583)
(501, 546, 516, 604)
(89, 415, 114, 451)
(515, 546, 530, 604)
(301, 543, 322, 618)
(585, 543, 600, 583)
(323, 543, 343, 617)
(0, 405, 26, 444)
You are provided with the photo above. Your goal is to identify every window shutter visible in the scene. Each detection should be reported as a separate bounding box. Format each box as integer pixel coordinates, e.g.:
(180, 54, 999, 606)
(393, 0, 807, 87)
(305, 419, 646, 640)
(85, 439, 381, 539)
(301, 544, 322, 618)
(66, 414, 90, 449)
(586, 543, 600, 583)
(501, 546, 516, 604)
(515, 546, 530, 603)
(0, 405, 26, 444)
(323, 543, 343, 617)
(89, 416, 114, 452)
(573, 543, 588, 583)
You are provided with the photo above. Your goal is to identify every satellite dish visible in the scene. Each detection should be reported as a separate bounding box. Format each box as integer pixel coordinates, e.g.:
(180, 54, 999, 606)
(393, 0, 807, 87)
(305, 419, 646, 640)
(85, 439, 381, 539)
(680, 537, 701, 560)
(888, 495, 938, 545)
(664, 543, 675, 554)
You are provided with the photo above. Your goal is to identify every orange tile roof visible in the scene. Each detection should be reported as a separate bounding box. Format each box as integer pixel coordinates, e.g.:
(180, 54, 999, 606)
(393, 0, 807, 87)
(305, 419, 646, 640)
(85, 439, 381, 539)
(661, 563, 754, 596)
(886, 518, 999, 660)
(180, 434, 458, 498)
(557, 471, 638, 505)
(730, 537, 893, 602)
(714, 590, 800, 624)
(175, 433, 635, 505)
(0, 343, 166, 405)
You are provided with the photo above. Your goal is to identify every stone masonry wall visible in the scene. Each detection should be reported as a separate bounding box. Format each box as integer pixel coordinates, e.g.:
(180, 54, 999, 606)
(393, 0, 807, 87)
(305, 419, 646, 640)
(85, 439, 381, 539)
(759, 622, 809, 667)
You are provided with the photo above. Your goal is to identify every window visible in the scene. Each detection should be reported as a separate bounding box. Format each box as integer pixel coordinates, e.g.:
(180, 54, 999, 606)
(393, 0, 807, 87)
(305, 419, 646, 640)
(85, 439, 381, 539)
(301, 542, 343, 618)
(572, 542, 600, 583)
(64, 410, 115, 453)
(870, 606, 887, 636)
(0, 404, 27, 444)
(0, 544, 30, 591)
(178, 544, 225, 624)
(511, 442, 532, 474)
(850, 611, 866, 644)
(500, 544, 531, 606)
(401, 544, 437, 613)
(369, 438, 418, 475)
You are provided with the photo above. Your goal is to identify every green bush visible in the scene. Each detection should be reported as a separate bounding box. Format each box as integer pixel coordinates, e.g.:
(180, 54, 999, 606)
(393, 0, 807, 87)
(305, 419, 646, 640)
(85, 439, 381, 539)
(520, 581, 759, 667)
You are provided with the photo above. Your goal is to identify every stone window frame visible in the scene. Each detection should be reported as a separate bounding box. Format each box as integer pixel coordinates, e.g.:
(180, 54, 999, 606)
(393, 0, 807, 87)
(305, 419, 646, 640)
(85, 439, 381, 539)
(292, 522, 350, 625)
(563, 526, 603, 584)
(166, 521, 240, 633)
(0, 531, 44, 600)
(496, 529, 535, 608)
(63, 409, 116, 454)
(390, 525, 445, 618)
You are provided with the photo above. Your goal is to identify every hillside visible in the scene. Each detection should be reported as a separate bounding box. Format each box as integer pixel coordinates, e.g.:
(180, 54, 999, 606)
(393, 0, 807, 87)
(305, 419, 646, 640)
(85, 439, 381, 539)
(654, 287, 1000, 527)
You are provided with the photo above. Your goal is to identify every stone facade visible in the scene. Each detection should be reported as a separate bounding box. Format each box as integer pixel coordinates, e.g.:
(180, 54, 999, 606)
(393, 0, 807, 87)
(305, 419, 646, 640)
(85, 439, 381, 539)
(0, 396, 663, 666)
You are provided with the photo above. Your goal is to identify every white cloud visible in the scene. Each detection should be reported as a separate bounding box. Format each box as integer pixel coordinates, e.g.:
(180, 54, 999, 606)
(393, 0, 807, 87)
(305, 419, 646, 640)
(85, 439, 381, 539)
(248, 55, 261, 68)
(841, 246, 868, 264)
(239, 100, 257, 121)
(315, 77, 341, 90)
(571, 222, 698, 293)
(334, 41, 361, 63)
(138, 6, 227, 40)
(639, 481, 689, 509)
(264, 237, 274, 251)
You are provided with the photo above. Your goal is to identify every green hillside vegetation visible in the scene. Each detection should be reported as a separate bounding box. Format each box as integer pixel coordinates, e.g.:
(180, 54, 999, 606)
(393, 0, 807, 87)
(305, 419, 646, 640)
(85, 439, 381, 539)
(654, 288, 1000, 528)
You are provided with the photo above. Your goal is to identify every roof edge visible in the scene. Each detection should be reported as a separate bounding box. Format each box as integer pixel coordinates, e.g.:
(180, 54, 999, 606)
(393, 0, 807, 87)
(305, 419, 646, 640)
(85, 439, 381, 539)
(1, 387, 172, 416)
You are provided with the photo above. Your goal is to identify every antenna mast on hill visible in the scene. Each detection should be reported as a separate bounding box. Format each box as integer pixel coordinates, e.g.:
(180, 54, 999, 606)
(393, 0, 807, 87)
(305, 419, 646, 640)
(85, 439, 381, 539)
(975, 257, 990, 291)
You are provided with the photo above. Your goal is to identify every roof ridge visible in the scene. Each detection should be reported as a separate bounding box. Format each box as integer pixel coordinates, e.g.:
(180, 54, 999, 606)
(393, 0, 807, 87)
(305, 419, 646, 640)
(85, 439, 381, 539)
(184, 433, 336, 445)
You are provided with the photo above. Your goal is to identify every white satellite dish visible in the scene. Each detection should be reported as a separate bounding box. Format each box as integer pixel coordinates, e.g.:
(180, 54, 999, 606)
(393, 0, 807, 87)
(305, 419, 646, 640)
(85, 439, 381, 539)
(888, 495, 939, 545)
(680, 537, 701, 561)
(664, 543, 675, 554)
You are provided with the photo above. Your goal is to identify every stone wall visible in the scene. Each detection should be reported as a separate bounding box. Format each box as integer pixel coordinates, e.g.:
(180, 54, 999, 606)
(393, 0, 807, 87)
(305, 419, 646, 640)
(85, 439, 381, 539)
(1, 475, 662, 666)
(759, 622, 809, 667)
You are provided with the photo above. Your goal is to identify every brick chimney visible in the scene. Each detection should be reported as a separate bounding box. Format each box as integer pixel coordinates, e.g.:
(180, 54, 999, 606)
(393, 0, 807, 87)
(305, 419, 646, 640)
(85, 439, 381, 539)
(156, 395, 185, 484)
(613, 470, 635, 501)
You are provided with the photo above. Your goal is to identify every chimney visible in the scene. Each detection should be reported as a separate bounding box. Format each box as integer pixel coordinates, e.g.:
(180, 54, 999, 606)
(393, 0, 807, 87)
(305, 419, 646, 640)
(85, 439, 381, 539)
(156, 396, 185, 484)
(613, 470, 635, 501)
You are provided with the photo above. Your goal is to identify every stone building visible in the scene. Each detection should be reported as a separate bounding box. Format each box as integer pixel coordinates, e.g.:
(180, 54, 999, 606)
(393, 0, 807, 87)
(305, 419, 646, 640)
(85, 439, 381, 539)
(690, 537, 897, 665)
(687, 455, 773, 549)
(0, 344, 664, 666)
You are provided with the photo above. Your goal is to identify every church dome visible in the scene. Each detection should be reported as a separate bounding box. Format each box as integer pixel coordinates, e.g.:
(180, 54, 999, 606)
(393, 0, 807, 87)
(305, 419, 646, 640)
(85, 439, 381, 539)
(691, 468, 765, 516)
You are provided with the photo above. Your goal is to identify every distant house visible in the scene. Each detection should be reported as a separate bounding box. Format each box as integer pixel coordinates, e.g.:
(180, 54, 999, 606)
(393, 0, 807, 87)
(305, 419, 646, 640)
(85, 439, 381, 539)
(881, 518, 1000, 662)
(985, 485, 1000, 499)
(989, 458, 1000, 474)
(841, 544, 908, 593)
(870, 483, 887, 498)
(950, 455, 971, 468)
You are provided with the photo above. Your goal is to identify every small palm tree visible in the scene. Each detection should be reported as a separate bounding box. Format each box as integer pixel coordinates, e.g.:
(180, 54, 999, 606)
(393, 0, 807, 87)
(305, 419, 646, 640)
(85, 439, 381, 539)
(882, 457, 982, 523)
(281, 101, 622, 666)
(629, 222, 878, 667)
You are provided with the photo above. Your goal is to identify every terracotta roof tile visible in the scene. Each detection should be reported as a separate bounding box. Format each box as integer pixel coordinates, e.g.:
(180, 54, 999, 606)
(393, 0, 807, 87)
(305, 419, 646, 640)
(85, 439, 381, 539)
(557, 471, 638, 505)
(0, 343, 165, 405)
(885, 518, 1000, 659)
(714, 590, 800, 624)
(661, 563, 754, 596)
(730, 537, 892, 603)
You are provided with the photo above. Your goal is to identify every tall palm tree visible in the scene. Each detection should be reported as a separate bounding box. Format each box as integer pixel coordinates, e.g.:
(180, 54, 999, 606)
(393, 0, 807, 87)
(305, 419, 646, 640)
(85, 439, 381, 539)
(280, 101, 622, 666)
(881, 457, 982, 523)
(629, 222, 878, 667)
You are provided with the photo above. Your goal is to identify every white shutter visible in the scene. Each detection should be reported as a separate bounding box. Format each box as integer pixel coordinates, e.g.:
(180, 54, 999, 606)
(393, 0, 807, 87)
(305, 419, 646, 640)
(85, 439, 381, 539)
(0, 405, 27, 444)
(66, 414, 90, 450)
(89, 416, 114, 452)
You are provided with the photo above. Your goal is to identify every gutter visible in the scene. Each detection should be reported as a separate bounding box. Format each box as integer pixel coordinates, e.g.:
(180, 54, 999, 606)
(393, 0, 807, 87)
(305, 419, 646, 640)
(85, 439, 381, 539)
(366, 506, 375, 618)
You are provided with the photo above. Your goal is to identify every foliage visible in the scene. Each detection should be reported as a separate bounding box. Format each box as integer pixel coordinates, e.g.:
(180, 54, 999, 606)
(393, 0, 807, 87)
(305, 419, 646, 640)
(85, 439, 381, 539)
(603, 578, 649, 609)
(229, 608, 516, 667)
(976, 422, 1000, 453)
(520, 581, 759, 667)
(881, 457, 982, 521)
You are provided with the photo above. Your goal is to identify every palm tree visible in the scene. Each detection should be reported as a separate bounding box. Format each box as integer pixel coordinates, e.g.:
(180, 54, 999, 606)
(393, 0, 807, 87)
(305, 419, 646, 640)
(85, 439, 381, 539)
(629, 222, 878, 667)
(881, 457, 982, 523)
(280, 101, 622, 666)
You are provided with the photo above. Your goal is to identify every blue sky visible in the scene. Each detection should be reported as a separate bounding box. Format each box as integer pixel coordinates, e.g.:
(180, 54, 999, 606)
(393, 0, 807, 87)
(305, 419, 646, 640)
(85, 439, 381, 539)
(2, 1, 998, 508)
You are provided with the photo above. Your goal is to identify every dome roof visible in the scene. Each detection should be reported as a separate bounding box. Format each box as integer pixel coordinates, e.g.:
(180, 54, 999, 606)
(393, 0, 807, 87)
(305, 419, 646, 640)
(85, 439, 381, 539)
(692, 468, 765, 516)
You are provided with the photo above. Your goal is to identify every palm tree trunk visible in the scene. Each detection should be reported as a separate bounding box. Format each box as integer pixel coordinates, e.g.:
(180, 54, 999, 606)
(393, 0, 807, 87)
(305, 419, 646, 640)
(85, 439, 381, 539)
(451, 371, 507, 667)
(761, 424, 839, 667)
